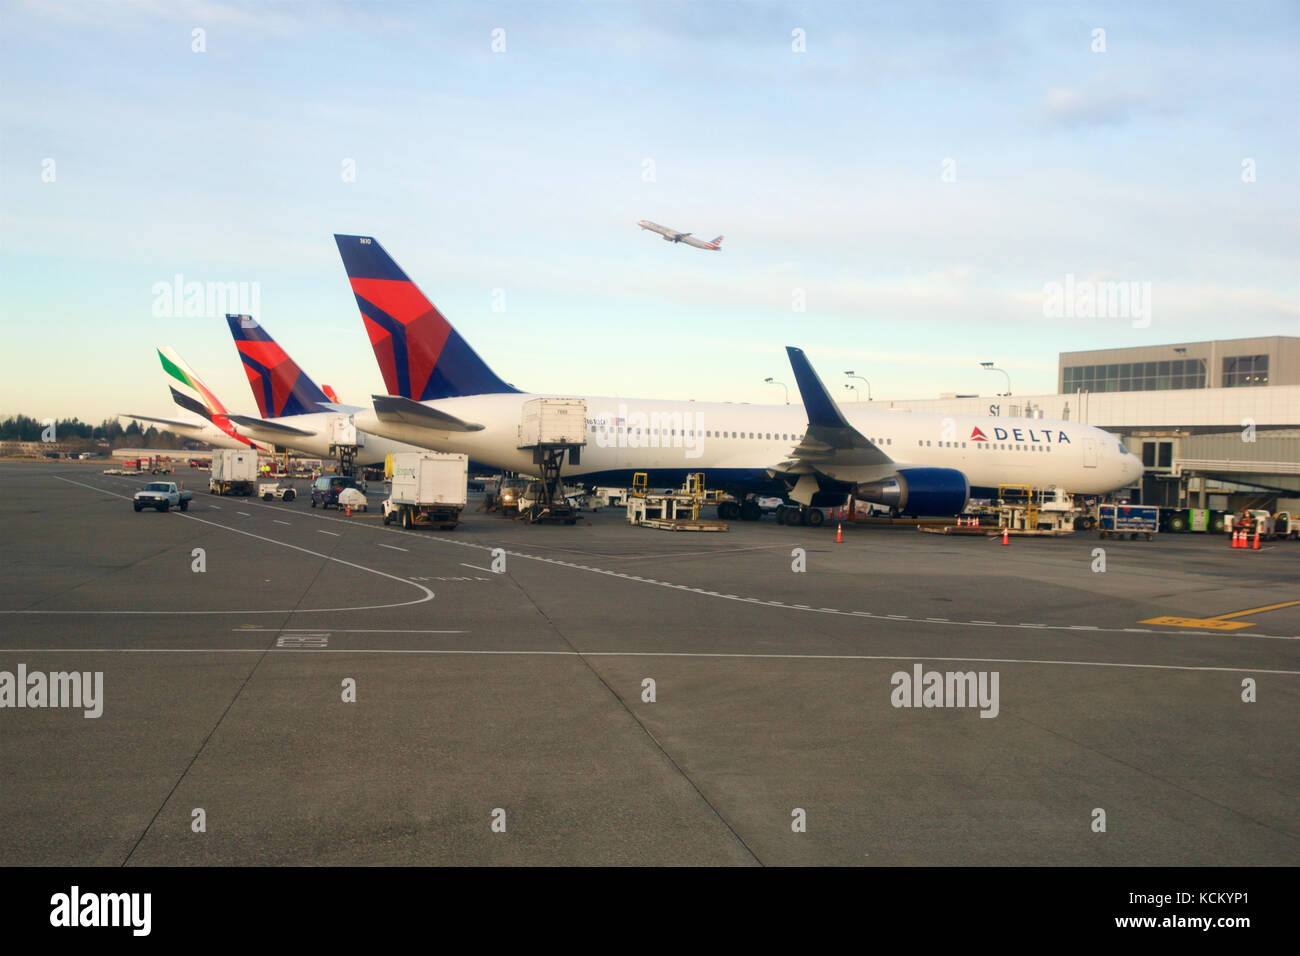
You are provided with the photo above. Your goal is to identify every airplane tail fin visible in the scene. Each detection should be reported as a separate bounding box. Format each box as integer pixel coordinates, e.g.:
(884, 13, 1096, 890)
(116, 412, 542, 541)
(322, 384, 340, 404)
(710, 236, 724, 247)
(158, 346, 230, 422)
(156, 346, 257, 448)
(225, 314, 332, 417)
(334, 234, 520, 401)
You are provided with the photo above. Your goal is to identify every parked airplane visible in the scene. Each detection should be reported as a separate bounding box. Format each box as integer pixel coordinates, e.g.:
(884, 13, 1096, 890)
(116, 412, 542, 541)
(637, 220, 724, 250)
(335, 234, 1143, 521)
(120, 347, 268, 451)
(222, 313, 439, 466)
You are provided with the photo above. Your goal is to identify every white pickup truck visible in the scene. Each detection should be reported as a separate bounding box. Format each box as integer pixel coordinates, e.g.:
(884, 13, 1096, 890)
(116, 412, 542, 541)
(133, 481, 193, 513)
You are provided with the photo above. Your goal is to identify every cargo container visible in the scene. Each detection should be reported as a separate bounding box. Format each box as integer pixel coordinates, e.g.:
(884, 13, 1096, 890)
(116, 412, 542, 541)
(519, 398, 587, 447)
(1096, 503, 1158, 540)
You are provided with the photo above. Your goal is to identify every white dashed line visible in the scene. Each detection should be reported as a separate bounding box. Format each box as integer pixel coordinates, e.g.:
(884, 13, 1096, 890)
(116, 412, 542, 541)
(379, 543, 409, 552)
(318, 530, 339, 536)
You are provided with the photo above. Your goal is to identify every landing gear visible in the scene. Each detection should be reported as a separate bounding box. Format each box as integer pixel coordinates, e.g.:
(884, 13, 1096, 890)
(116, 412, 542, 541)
(805, 507, 825, 528)
(717, 501, 741, 521)
(739, 500, 762, 521)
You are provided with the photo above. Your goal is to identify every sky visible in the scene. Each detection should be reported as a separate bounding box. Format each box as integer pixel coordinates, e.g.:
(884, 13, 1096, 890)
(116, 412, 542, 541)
(1, 0, 1297, 422)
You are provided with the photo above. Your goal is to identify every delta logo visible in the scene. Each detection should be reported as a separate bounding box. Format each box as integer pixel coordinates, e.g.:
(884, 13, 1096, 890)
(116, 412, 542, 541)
(972, 425, 1071, 444)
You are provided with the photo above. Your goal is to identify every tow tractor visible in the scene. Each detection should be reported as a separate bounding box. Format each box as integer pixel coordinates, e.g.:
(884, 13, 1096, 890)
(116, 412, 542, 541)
(257, 481, 297, 502)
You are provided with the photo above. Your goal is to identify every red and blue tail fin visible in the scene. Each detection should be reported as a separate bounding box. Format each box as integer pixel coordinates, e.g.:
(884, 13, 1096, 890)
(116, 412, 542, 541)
(334, 235, 520, 401)
(225, 314, 332, 418)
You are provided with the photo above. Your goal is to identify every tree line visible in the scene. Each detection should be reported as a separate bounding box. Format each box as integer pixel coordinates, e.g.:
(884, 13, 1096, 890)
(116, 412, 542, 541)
(0, 415, 190, 449)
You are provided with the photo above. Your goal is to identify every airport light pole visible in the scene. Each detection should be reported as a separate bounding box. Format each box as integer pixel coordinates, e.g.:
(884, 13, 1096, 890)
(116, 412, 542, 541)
(764, 377, 789, 404)
(844, 372, 872, 401)
(980, 362, 1011, 396)
(844, 384, 860, 403)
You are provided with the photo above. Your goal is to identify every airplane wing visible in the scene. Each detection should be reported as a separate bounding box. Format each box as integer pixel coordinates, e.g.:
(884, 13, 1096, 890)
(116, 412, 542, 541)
(773, 347, 896, 483)
(119, 413, 207, 432)
(675, 232, 692, 240)
(227, 415, 316, 438)
(371, 395, 485, 432)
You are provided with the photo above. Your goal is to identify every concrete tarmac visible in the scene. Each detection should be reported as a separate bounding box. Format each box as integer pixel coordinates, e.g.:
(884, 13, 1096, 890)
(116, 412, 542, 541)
(1, 463, 1295, 865)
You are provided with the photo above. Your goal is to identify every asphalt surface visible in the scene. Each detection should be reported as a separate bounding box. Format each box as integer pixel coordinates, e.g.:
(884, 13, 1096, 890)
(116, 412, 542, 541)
(1, 462, 1296, 865)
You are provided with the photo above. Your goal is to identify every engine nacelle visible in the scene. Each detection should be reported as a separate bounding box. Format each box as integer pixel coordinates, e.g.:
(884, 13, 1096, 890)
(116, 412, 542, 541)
(855, 467, 969, 516)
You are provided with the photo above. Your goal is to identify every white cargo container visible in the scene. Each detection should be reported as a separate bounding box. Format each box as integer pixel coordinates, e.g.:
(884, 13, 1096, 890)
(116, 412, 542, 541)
(209, 449, 258, 496)
(328, 415, 359, 447)
(383, 452, 468, 530)
(519, 398, 587, 447)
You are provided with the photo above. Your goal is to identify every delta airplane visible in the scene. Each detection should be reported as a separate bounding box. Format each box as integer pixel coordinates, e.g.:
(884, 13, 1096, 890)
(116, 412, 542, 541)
(221, 313, 436, 465)
(121, 347, 269, 451)
(637, 220, 724, 251)
(334, 234, 1143, 521)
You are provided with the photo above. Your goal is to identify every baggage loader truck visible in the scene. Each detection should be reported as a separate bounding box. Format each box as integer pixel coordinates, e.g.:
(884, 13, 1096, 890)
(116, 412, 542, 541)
(382, 453, 469, 530)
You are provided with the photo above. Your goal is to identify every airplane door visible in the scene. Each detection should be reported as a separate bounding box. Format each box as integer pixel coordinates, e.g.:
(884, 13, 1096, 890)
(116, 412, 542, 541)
(1083, 438, 1099, 468)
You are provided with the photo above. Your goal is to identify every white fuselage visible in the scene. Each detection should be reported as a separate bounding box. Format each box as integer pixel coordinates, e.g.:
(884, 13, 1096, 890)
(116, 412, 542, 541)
(231, 411, 436, 464)
(354, 393, 1143, 494)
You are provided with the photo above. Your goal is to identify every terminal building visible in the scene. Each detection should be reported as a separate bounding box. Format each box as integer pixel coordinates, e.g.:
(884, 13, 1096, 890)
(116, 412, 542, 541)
(871, 336, 1300, 512)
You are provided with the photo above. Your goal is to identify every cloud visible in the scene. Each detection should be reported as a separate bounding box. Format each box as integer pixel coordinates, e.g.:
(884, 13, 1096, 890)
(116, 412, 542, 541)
(1042, 86, 1155, 127)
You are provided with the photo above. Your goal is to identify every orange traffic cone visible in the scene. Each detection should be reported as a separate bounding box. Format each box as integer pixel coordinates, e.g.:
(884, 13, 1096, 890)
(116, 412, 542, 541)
(1230, 530, 1237, 548)
(1001, 528, 1009, 546)
(1253, 528, 1261, 550)
(835, 523, 843, 543)
(346, 503, 352, 517)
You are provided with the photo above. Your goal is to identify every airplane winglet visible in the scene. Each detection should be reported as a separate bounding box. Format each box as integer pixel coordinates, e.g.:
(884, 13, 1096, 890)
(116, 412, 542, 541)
(786, 347, 851, 430)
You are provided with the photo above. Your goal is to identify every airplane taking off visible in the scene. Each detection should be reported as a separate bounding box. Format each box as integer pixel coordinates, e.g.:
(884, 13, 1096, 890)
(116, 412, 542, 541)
(335, 234, 1143, 520)
(222, 314, 440, 466)
(637, 220, 724, 250)
(120, 347, 268, 451)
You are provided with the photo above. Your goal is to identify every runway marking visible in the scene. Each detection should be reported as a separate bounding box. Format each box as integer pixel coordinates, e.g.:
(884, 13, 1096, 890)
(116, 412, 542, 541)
(1213, 600, 1300, 620)
(233, 628, 467, 634)
(460, 563, 491, 572)
(7, 477, 436, 615)
(237, 511, 251, 516)
(379, 543, 408, 552)
(274, 520, 291, 526)
(1141, 600, 1300, 632)
(3, 647, 1295, 676)
(162, 479, 1300, 642)
(318, 530, 339, 536)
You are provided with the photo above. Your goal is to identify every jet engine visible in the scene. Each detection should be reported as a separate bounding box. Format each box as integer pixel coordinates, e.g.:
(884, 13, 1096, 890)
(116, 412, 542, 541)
(855, 467, 969, 516)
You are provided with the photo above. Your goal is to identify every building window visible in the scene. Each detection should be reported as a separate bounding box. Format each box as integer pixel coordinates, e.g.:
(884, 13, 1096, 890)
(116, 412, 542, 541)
(1064, 357, 1207, 392)
(1222, 354, 1269, 387)
(1141, 440, 1174, 469)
